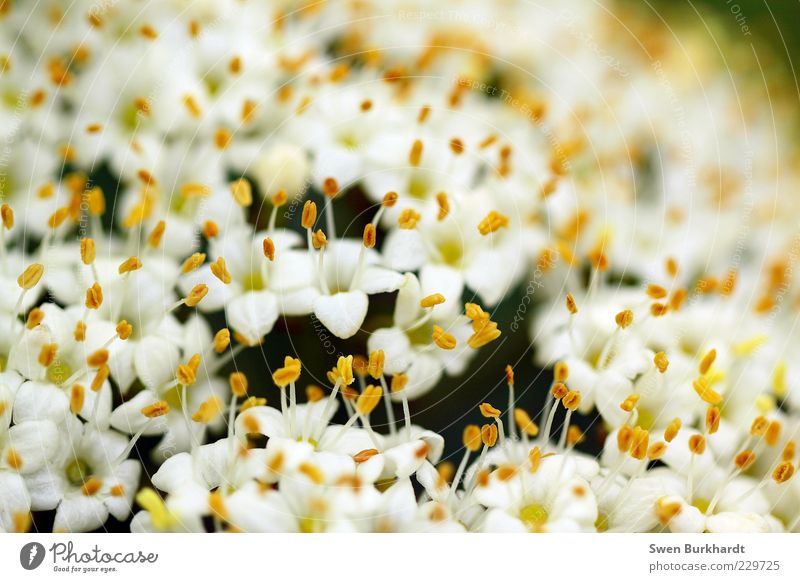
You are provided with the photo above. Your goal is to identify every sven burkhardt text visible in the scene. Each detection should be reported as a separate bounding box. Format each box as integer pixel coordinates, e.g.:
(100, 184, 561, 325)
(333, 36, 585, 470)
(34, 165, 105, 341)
(649, 543, 746, 554)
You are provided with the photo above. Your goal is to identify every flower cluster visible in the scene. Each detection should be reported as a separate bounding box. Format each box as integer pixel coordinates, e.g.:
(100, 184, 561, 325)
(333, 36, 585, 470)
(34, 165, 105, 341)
(1, 0, 798, 533)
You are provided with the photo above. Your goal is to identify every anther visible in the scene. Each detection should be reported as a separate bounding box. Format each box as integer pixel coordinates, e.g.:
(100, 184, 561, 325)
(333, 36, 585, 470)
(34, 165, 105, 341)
(181, 252, 206, 274)
(432, 325, 456, 349)
(229, 372, 248, 397)
(615, 309, 634, 329)
(230, 178, 253, 207)
(479, 403, 501, 418)
(118, 256, 142, 274)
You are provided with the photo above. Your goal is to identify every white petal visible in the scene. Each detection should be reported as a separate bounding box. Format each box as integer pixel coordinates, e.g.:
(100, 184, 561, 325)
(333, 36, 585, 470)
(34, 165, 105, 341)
(420, 264, 464, 320)
(53, 495, 109, 532)
(382, 229, 426, 272)
(357, 266, 405, 295)
(12, 382, 69, 425)
(367, 327, 412, 375)
(227, 290, 278, 344)
(314, 291, 368, 339)
(5, 420, 60, 474)
(135, 337, 180, 390)
(0, 471, 31, 531)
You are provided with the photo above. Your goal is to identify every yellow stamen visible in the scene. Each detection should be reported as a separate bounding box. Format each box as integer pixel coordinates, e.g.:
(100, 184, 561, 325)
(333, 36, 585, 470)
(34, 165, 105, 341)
(230, 178, 253, 207)
(18, 263, 44, 289)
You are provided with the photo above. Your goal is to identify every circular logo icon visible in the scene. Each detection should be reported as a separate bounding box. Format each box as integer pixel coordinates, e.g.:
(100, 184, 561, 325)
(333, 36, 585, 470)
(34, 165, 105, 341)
(19, 542, 46, 570)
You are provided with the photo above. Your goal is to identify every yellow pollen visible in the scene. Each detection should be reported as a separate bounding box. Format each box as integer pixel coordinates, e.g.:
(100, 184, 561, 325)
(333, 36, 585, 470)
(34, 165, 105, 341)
(750, 416, 769, 437)
(646, 284, 668, 299)
(367, 350, 384, 379)
(70, 384, 85, 414)
(648, 442, 667, 460)
(765, 421, 781, 446)
(631, 427, 650, 460)
(615, 309, 634, 329)
(650, 303, 669, 317)
(467, 318, 501, 349)
(479, 402, 501, 418)
(87, 348, 109, 368)
(432, 325, 457, 350)
(214, 127, 233, 150)
(6, 448, 22, 470)
(210, 257, 232, 284)
(230, 178, 253, 207)
(273, 356, 302, 388)
(181, 252, 206, 273)
(699, 349, 717, 375)
(301, 201, 317, 229)
(617, 425, 634, 453)
(26, 308, 44, 329)
(562, 390, 581, 411)
(478, 211, 509, 236)
(312, 229, 328, 249)
(87, 187, 106, 216)
(409, 139, 423, 166)
(773, 361, 787, 398)
(80, 238, 96, 265)
(213, 328, 230, 353)
(363, 223, 376, 248)
(136, 488, 175, 531)
(272, 190, 288, 207)
(436, 192, 449, 221)
(110, 484, 126, 497)
(620, 394, 640, 412)
(565, 293, 578, 314)
(1, 204, 14, 229)
(118, 256, 142, 274)
(463, 425, 482, 451)
(705, 406, 721, 434)
(322, 177, 339, 199)
(192, 396, 224, 424)
(85, 282, 103, 309)
(47, 206, 70, 229)
(185, 284, 208, 307)
(228, 372, 248, 398)
(18, 263, 44, 290)
(353, 449, 380, 464)
(391, 373, 408, 393)
(74, 320, 87, 342)
(481, 423, 498, 447)
(692, 377, 722, 405)
(91, 366, 109, 392)
(141, 401, 170, 418)
(515, 409, 539, 437)
(202, 220, 218, 239)
(81, 477, 103, 496)
(550, 382, 568, 400)
(735, 450, 756, 471)
(670, 288, 687, 311)
(398, 208, 421, 229)
(182, 94, 202, 118)
(262, 237, 275, 261)
(688, 434, 706, 455)
(554, 362, 569, 382)
(383, 192, 398, 207)
(38, 343, 58, 368)
(418, 293, 446, 309)
(655, 498, 682, 525)
(116, 320, 133, 340)
(337, 355, 354, 386)
(733, 335, 767, 356)
(654, 351, 669, 373)
(176, 363, 196, 387)
(298, 462, 324, 485)
(180, 182, 210, 198)
(306, 385, 324, 402)
(772, 462, 794, 484)
(356, 385, 382, 415)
